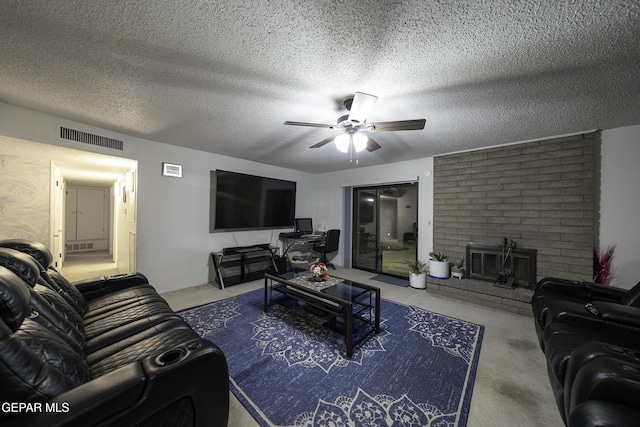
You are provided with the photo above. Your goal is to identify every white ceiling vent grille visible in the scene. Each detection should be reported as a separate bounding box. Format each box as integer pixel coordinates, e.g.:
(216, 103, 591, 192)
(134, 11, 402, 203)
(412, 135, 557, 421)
(59, 126, 124, 151)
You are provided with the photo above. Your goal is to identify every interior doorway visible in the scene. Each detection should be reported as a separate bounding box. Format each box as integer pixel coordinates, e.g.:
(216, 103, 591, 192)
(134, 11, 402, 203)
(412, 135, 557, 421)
(352, 183, 418, 278)
(65, 186, 110, 252)
(1, 136, 137, 278)
(45, 145, 137, 277)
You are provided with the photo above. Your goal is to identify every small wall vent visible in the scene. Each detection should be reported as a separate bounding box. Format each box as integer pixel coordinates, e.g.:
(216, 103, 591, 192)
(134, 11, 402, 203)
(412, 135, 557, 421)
(59, 126, 124, 151)
(67, 242, 94, 252)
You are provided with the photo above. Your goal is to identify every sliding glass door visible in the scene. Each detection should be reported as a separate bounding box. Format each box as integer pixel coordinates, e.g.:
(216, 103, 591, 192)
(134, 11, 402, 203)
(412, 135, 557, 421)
(352, 183, 418, 277)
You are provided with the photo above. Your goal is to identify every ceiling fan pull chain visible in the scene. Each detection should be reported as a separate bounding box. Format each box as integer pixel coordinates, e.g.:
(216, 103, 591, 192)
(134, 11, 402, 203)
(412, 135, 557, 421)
(350, 139, 353, 164)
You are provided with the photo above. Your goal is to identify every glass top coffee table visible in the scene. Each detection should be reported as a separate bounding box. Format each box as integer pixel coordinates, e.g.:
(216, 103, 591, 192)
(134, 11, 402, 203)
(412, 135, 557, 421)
(264, 272, 381, 358)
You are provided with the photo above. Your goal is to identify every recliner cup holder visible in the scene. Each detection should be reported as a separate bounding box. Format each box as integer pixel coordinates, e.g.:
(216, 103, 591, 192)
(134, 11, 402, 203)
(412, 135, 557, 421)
(154, 348, 185, 367)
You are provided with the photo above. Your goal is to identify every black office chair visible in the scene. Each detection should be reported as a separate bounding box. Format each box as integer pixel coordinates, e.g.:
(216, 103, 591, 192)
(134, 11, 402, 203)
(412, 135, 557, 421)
(314, 229, 340, 269)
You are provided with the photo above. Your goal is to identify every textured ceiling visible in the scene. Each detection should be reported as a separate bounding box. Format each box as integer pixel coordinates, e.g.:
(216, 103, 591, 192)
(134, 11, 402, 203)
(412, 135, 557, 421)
(1, 1, 639, 174)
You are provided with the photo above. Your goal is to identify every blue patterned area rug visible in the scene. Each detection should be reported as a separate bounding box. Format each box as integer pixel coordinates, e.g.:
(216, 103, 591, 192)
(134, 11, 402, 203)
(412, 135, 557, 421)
(180, 289, 484, 427)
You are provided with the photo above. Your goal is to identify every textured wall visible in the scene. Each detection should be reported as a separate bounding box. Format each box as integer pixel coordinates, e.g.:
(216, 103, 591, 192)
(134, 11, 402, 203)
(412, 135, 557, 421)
(433, 133, 596, 283)
(0, 152, 50, 242)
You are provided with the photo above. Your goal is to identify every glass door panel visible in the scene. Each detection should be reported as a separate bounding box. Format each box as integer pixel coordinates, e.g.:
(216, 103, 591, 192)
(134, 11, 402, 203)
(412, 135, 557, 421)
(352, 189, 378, 271)
(380, 185, 417, 277)
(352, 183, 418, 278)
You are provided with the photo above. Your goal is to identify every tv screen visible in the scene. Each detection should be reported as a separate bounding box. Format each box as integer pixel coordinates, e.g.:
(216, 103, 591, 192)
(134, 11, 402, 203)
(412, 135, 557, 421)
(210, 170, 296, 232)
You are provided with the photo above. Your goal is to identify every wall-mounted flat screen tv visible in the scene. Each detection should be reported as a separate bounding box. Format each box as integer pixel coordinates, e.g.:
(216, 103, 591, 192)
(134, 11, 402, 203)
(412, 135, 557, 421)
(210, 170, 296, 232)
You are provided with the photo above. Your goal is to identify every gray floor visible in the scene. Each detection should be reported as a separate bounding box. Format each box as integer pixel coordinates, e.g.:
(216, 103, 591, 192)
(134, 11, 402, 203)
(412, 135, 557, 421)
(60, 250, 120, 282)
(62, 254, 564, 427)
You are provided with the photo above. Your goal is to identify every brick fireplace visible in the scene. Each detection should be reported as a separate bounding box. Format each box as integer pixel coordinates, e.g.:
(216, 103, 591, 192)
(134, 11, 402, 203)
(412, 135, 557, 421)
(428, 132, 597, 316)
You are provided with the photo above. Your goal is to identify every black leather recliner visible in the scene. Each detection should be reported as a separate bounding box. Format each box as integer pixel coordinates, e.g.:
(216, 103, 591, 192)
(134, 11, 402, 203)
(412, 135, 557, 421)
(533, 276, 640, 426)
(532, 277, 640, 349)
(0, 240, 229, 427)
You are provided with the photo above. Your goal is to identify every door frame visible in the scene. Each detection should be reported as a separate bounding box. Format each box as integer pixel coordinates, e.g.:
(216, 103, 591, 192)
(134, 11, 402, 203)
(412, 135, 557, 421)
(49, 161, 65, 268)
(351, 182, 419, 278)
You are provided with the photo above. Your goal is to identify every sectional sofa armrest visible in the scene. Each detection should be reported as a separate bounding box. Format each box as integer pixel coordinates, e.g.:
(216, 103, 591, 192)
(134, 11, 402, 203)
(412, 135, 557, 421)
(74, 273, 150, 297)
(596, 301, 640, 326)
(569, 401, 640, 427)
(568, 354, 640, 420)
(545, 299, 640, 334)
(535, 277, 627, 300)
(2, 363, 147, 427)
(583, 282, 628, 300)
(2, 337, 229, 427)
(564, 341, 640, 417)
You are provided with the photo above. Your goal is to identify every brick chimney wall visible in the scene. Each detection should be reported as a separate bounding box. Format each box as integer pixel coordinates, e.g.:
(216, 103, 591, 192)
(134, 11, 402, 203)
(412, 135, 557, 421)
(433, 132, 596, 283)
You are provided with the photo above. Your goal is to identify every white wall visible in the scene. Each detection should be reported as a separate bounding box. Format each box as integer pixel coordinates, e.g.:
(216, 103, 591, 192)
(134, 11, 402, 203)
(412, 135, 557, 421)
(133, 137, 315, 292)
(2, 101, 639, 291)
(313, 158, 435, 265)
(600, 125, 640, 288)
(0, 136, 51, 242)
(0, 102, 315, 293)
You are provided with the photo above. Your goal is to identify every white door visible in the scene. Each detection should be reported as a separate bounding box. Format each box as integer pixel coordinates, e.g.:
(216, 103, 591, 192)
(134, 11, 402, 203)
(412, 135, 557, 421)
(66, 187, 106, 242)
(76, 188, 105, 240)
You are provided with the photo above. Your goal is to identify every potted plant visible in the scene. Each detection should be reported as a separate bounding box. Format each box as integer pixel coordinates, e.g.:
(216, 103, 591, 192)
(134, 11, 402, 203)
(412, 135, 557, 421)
(429, 251, 450, 279)
(406, 259, 429, 289)
(593, 244, 615, 285)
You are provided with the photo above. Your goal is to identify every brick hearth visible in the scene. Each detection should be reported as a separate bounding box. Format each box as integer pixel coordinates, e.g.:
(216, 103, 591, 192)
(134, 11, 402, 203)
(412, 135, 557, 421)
(426, 276, 533, 317)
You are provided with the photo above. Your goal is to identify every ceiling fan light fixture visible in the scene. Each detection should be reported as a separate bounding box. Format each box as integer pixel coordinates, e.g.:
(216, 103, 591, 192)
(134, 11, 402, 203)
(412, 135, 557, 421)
(335, 133, 350, 153)
(353, 132, 368, 152)
(291, 92, 426, 155)
(348, 92, 378, 124)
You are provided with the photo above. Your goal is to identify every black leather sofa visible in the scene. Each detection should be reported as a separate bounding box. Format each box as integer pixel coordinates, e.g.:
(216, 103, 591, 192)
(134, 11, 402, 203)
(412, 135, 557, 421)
(532, 277, 640, 426)
(0, 240, 229, 427)
(533, 277, 640, 349)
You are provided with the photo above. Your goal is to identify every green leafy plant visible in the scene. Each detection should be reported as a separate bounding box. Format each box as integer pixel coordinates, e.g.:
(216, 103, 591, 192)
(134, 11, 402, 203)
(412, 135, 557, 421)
(406, 259, 428, 275)
(429, 251, 448, 262)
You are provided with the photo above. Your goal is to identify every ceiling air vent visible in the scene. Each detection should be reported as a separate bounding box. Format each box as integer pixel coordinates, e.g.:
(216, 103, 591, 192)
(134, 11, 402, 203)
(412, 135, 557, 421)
(59, 126, 124, 151)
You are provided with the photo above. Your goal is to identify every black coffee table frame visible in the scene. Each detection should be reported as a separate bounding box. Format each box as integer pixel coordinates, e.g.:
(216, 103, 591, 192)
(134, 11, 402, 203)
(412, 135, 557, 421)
(264, 272, 381, 358)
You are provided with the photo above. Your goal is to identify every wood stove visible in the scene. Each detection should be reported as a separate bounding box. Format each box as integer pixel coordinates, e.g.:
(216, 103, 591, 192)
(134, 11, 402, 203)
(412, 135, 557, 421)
(466, 243, 537, 288)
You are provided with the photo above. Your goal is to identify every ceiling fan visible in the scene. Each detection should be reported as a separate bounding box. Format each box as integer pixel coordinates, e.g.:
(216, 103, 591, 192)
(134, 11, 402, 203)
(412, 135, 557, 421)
(284, 92, 426, 158)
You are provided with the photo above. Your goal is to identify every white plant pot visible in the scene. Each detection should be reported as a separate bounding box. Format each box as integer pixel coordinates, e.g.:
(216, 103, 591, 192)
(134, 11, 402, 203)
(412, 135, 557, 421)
(409, 272, 427, 289)
(429, 260, 450, 279)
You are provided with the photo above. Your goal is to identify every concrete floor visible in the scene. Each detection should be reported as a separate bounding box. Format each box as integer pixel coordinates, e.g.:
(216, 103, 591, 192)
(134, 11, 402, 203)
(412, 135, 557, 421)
(62, 254, 564, 427)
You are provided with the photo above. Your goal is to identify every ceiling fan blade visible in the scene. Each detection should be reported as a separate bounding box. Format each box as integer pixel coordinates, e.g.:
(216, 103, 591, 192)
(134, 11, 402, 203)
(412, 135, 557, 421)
(309, 134, 338, 149)
(365, 136, 382, 152)
(284, 121, 335, 129)
(371, 119, 426, 132)
(348, 92, 378, 124)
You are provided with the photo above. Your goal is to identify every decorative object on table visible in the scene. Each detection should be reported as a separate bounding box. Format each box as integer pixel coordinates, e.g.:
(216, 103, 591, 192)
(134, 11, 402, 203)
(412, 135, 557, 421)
(310, 262, 329, 281)
(288, 275, 343, 291)
(429, 251, 450, 279)
(593, 243, 616, 285)
(180, 289, 483, 427)
(406, 259, 429, 289)
(451, 259, 465, 279)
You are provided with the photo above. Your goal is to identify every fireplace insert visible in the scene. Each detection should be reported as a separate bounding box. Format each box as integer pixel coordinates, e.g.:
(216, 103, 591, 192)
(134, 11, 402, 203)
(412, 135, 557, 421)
(466, 242, 537, 288)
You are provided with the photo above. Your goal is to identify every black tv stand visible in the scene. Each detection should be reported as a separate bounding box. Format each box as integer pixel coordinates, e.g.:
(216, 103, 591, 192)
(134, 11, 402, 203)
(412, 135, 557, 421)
(211, 244, 278, 289)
